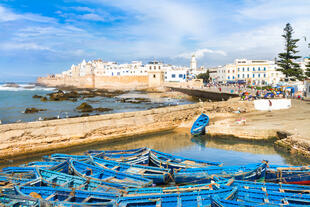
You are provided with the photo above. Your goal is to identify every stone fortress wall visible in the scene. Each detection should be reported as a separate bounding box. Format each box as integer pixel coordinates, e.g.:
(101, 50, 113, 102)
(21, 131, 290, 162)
(37, 75, 149, 90)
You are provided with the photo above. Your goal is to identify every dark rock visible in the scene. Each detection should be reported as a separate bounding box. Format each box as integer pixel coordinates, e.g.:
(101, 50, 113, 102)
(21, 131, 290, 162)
(24, 108, 47, 114)
(76, 102, 93, 112)
(40, 97, 48, 102)
(43, 117, 58, 121)
(32, 95, 43, 99)
(95, 107, 113, 112)
(4, 83, 20, 88)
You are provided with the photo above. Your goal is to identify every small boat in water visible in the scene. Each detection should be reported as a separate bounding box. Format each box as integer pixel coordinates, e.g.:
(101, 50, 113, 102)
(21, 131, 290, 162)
(0, 194, 41, 207)
(228, 179, 310, 194)
(35, 168, 123, 193)
(88, 147, 150, 165)
(14, 185, 117, 206)
(117, 185, 234, 207)
(191, 113, 209, 136)
(70, 160, 153, 188)
(87, 147, 147, 156)
(90, 156, 171, 184)
(150, 149, 222, 169)
(174, 162, 267, 184)
(266, 165, 310, 184)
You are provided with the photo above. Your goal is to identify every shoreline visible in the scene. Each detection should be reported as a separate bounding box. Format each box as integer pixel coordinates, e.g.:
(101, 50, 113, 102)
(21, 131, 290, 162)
(0, 98, 309, 162)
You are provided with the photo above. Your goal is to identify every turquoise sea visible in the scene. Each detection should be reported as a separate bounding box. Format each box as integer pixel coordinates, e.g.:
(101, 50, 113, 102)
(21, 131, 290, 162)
(0, 82, 193, 124)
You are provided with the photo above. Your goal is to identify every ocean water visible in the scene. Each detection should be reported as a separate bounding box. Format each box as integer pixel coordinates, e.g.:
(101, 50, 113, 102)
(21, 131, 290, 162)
(0, 83, 193, 124)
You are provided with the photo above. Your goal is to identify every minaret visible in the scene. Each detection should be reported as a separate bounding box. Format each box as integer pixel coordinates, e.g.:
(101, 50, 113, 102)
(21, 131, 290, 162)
(190, 54, 197, 70)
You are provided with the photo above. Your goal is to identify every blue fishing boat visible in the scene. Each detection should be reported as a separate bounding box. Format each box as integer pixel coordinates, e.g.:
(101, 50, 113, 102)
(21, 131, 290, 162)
(87, 147, 147, 156)
(0, 194, 41, 207)
(191, 113, 209, 135)
(117, 186, 235, 207)
(43, 153, 89, 162)
(174, 162, 267, 184)
(70, 160, 152, 188)
(23, 161, 60, 168)
(15, 185, 117, 206)
(211, 195, 295, 207)
(93, 147, 150, 165)
(266, 165, 310, 184)
(35, 168, 123, 193)
(235, 187, 310, 205)
(228, 179, 310, 194)
(90, 156, 171, 184)
(150, 149, 222, 169)
(126, 179, 228, 195)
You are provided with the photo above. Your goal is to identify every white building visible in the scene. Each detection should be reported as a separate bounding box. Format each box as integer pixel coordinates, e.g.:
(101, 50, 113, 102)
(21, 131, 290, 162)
(211, 59, 285, 85)
(58, 59, 191, 83)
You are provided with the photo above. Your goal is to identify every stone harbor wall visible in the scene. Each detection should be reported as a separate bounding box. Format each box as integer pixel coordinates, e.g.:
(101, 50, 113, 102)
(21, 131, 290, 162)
(37, 75, 149, 90)
(0, 101, 254, 160)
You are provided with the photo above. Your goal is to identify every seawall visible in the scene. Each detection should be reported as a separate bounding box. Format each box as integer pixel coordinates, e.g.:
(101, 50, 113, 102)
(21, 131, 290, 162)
(37, 75, 149, 90)
(0, 101, 254, 161)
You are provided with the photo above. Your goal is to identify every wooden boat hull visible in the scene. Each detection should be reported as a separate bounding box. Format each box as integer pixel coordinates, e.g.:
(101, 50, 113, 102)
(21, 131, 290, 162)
(229, 180, 310, 194)
(70, 160, 152, 188)
(191, 113, 209, 136)
(35, 168, 123, 194)
(174, 162, 267, 184)
(266, 166, 310, 184)
(90, 156, 171, 184)
(150, 149, 222, 169)
(117, 186, 234, 207)
(15, 186, 117, 206)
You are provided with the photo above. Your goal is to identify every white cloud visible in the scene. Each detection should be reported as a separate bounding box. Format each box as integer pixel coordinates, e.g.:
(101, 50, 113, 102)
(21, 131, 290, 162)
(176, 49, 227, 59)
(0, 5, 54, 23)
(79, 13, 105, 22)
(1, 42, 52, 51)
(238, 0, 310, 21)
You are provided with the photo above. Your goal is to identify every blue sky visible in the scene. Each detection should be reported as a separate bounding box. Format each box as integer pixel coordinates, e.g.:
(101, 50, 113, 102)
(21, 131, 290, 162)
(0, 0, 310, 81)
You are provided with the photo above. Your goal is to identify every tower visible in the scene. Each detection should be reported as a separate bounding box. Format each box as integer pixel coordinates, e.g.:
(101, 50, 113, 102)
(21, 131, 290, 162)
(190, 54, 197, 70)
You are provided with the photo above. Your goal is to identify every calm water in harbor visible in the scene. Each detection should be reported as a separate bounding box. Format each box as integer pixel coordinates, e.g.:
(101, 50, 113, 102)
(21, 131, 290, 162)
(1, 129, 309, 168)
(0, 83, 192, 124)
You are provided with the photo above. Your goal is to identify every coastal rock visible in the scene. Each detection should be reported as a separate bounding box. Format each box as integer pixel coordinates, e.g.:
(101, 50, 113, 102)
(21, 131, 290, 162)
(24, 108, 47, 114)
(32, 95, 43, 99)
(76, 102, 93, 112)
(40, 97, 48, 102)
(95, 107, 113, 112)
(4, 83, 20, 88)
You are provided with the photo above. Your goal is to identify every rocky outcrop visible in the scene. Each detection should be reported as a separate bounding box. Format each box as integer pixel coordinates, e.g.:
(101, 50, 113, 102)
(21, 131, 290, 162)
(24, 108, 47, 114)
(76, 102, 113, 113)
(76, 102, 93, 112)
(4, 83, 19, 88)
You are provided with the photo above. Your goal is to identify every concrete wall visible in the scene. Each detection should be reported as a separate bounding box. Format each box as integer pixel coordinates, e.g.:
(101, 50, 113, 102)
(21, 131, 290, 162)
(168, 87, 239, 101)
(0, 101, 254, 160)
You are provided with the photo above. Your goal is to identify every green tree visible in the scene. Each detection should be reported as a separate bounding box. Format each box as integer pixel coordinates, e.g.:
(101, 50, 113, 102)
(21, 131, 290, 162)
(277, 23, 303, 80)
(305, 44, 310, 78)
(196, 70, 210, 83)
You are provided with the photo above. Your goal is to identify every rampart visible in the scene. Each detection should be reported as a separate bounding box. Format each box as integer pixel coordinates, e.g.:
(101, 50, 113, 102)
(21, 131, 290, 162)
(0, 101, 254, 160)
(37, 75, 149, 90)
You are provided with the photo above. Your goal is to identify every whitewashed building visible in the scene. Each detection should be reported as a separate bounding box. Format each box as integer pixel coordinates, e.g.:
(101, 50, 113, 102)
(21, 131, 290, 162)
(58, 59, 193, 83)
(210, 59, 285, 85)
